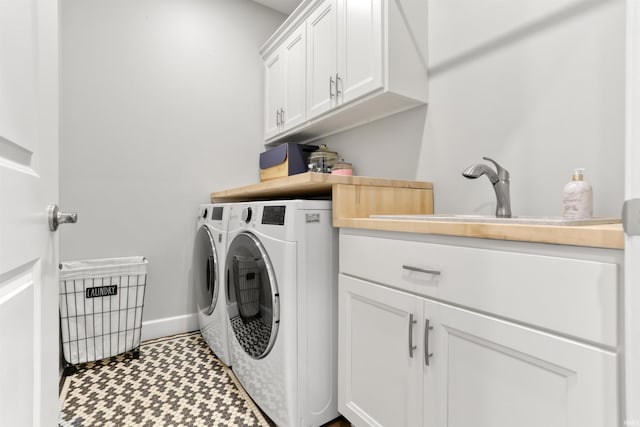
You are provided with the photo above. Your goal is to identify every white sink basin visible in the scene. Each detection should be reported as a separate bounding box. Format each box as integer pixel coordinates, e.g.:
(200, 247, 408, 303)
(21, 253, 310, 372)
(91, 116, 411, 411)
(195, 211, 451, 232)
(369, 214, 621, 226)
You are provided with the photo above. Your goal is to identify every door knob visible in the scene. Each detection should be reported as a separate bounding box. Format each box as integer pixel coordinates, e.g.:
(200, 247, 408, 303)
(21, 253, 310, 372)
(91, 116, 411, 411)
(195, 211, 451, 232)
(47, 204, 78, 231)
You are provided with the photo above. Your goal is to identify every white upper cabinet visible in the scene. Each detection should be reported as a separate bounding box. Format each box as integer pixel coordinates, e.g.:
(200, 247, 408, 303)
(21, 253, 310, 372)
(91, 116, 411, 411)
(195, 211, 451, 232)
(307, 0, 338, 118)
(264, 24, 307, 140)
(264, 51, 283, 140)
(336, 0, 382, 105)
(260, 0, 427, 145)
(282, 25, 307, 131)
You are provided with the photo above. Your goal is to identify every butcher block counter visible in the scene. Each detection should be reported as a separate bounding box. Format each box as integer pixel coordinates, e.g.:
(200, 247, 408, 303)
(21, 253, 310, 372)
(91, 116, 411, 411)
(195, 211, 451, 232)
(210, 173, 623, 249)
(333, 218, 623, 249)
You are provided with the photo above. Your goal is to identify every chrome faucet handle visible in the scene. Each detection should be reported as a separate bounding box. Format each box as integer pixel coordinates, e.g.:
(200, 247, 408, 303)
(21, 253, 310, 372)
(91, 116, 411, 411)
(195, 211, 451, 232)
(482, 157, 509, 180)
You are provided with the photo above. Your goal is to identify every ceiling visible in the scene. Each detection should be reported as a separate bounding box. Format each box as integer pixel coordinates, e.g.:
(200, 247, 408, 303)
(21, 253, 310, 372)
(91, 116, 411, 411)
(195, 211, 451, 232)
(251, 0, 302, 15)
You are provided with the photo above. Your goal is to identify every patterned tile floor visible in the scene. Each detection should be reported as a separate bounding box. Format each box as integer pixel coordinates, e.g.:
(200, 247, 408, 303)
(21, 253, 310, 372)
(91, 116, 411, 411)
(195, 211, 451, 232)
(58, 332, 272, 427)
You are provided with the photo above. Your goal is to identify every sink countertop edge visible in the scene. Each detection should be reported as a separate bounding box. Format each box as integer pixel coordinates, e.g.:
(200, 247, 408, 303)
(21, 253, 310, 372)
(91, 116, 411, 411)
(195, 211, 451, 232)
(332, 217, 624, 249)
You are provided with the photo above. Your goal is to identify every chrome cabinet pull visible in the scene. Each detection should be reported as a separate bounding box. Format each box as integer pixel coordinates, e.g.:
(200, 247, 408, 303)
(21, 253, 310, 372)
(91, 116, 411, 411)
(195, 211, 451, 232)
(280, 108, 285, 125)
(276, 109, 281, 126)
(408, 313, 417, 358)
(424, 318, 434, 366)
(335, 73, 342, 96)
(402, 265, 441, 276)
(329, 75, 335, 99)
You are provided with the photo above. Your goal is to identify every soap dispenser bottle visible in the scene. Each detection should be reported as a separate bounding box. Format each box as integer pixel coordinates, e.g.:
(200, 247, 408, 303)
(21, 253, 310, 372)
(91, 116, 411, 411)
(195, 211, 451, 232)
(562, 168, 593, 219)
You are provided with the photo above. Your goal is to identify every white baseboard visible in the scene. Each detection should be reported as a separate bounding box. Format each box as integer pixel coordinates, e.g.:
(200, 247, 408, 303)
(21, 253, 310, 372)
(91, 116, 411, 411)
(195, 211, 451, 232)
(141, 313, 199, 341)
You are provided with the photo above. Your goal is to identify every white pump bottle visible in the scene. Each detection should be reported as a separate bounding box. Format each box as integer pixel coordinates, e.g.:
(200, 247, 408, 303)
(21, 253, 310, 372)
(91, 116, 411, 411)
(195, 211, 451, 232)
(562, 168, 593, 219)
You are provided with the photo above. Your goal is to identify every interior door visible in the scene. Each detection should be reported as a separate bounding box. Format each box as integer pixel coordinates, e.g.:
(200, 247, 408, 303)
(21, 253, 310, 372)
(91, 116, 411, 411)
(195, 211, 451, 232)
(0, 0, 60, 425)
(624, 2, 640, 423)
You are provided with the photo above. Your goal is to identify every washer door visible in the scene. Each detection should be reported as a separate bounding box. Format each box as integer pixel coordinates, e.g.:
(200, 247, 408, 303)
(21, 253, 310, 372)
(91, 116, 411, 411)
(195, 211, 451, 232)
(226, 232, 279, 359)
(193, 225, 219, 316)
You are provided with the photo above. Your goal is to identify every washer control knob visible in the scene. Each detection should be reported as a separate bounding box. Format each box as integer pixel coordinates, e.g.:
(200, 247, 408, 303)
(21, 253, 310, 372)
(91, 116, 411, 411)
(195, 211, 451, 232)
(241, 207, 252, 223)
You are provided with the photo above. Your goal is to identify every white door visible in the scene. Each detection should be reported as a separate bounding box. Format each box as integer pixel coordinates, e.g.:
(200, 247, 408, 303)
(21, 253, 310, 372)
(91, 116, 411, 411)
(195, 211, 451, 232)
(338, 274, 423, 427)
(337, 0, 383, 104)
(306, 0, 338, 120)
(429, 302, 618, 427)
(0, 0, 60, 425)
(624, 1, 640, 424)
(264, 50, 283, 140)
(282, 25, 307, 131)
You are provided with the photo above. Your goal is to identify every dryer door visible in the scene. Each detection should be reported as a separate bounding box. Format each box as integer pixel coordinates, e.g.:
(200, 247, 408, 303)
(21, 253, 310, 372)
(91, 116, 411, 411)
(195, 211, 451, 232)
(193, 225, 220, 316)
(226, 232, 280, 359)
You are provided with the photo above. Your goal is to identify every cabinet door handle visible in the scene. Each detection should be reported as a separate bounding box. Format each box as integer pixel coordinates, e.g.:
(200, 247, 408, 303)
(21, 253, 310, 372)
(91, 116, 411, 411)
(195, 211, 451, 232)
(276, 109, 281, 126)
(280, 108, 285, 124)
(408, 313, 417, 358)
(402, 265, 441, 276)
(424, 318, 434, 366)
(329, 75, 335, 99)
(335, 73, 342, 96)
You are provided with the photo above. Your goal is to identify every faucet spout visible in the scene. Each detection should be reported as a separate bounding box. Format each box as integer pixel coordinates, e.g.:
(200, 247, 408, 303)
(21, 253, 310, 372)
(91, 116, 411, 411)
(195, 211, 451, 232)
(462, 164, 499, 184)
(462, 157, 512, 218)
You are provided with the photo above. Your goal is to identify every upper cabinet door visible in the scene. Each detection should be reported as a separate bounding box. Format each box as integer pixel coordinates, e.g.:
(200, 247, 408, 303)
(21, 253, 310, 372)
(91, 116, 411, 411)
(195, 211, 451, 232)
(306, 0, 338, 120)
(264, 51, 284, 140)
(337, 0, 383, 104)
(282, 25, 307, 131)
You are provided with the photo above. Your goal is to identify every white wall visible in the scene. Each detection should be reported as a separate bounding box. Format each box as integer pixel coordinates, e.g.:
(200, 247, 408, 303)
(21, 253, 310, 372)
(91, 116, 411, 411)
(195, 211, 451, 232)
(60, 0, 285, 325)
(323, 0, 625, 218)
(59, 0, 625, 332)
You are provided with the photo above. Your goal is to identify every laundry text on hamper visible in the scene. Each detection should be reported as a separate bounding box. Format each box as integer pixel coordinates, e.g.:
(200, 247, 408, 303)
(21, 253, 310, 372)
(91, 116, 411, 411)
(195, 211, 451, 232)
(85, 285, 118, 298)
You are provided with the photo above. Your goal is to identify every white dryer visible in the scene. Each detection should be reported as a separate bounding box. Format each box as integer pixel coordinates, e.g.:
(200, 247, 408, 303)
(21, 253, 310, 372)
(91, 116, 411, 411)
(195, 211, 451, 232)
(193, 203, 232, 366)
(225, 200, 339, 427)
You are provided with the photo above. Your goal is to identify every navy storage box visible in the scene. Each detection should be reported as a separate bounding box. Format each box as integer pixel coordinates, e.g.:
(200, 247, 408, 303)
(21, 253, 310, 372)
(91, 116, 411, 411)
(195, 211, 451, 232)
(259, 143, 317, 181)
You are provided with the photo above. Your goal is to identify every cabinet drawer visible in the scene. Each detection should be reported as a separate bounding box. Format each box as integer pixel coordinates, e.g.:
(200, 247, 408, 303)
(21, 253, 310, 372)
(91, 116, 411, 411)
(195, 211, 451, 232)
(340, 233, 618, 347)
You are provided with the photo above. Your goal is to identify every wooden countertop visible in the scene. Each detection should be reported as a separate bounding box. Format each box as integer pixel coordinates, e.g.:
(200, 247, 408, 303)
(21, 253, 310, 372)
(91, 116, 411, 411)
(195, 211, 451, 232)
(210, 172, 432, 202)
(210, 173, 623, 249)
(333, 217, 624, 249)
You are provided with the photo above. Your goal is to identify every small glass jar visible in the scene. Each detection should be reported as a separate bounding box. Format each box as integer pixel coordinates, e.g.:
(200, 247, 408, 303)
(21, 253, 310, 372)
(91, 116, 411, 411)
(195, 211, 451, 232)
(308, 144, 338, 173)
(331, 160, 353, 176)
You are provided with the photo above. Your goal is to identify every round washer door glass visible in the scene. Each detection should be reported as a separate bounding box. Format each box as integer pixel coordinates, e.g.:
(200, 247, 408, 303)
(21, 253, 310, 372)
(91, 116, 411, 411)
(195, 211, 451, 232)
(193, 225, 219, 316)
(226, 232, 279, 359)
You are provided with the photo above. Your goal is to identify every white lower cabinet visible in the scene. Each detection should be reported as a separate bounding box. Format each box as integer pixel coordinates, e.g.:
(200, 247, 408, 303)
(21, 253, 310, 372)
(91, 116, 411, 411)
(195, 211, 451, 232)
(339, 275, 423, 427)
(338, 231, 620, 427)
(427, 301, 617, 427)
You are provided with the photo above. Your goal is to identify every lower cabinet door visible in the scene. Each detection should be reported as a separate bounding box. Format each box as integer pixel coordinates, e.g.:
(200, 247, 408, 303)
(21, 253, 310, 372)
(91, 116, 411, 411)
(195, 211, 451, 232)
(339, 274, 423, 427)
(425, 301, 618, 427)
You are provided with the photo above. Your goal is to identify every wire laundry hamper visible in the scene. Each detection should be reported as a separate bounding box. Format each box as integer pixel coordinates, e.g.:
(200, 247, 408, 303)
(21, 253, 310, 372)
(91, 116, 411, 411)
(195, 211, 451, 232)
(59, 256, 148, 370)
(232, 255, 261, 322)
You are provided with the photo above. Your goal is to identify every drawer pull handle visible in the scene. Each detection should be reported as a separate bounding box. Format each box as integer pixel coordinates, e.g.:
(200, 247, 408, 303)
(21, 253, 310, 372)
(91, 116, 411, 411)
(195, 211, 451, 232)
(425, 318, 434, 366)
(408, 313, 417, 358)
(402, 265, 441, 276)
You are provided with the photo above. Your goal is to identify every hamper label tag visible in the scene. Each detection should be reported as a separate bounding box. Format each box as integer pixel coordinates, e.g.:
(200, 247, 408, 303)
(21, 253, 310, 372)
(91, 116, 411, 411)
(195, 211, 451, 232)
(86, 285, 118, 298)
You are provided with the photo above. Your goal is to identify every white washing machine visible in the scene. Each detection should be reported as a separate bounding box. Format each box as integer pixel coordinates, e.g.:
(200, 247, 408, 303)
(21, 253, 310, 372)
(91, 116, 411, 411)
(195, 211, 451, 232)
(193, 203, 232, 366)
(225, 200, 339, 427)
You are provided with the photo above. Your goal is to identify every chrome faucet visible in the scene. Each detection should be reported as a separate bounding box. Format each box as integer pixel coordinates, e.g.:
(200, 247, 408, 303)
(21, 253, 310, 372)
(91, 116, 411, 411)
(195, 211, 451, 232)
(462, 157, 511, 218)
